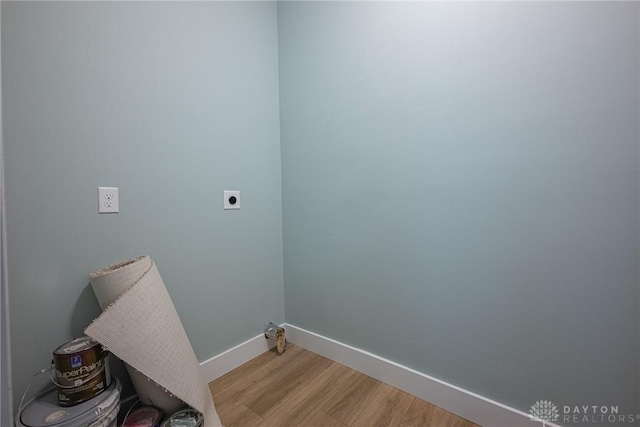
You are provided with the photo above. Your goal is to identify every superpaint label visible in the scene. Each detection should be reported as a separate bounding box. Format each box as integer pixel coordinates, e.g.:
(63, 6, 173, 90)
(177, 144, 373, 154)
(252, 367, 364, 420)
(56, 360, 102, 380)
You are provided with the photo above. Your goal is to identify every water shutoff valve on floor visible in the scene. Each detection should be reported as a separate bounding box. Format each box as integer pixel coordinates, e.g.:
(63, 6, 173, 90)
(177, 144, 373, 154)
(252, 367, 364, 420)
(264, 322, 286, 354)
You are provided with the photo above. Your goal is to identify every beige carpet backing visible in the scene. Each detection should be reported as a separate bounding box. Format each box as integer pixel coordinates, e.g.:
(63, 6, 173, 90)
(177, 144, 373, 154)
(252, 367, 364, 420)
(85, 255, 222, 427)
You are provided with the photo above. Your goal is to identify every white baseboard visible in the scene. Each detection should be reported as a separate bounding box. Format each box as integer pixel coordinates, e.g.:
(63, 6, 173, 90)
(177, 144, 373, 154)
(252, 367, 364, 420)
(200, 331, 276, 383)
(283, 323, 560, 427)
(198, 323, 559, 427)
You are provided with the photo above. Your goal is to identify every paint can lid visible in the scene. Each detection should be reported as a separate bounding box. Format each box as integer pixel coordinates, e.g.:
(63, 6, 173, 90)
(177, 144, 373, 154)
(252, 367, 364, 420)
(160, 409, 203, 427)
(18, 377, 121, 427)
(53, 336, 100, 356)
(124, 406, 163, 427)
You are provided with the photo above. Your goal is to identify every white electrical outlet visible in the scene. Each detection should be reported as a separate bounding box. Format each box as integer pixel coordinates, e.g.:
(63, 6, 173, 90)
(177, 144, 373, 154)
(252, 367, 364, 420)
(224, 190, 240, 210)
(98, 187, 119, 214)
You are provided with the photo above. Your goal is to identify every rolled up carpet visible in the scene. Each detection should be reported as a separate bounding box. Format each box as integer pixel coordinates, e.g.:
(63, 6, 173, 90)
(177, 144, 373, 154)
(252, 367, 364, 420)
(85, 255, 222, 427)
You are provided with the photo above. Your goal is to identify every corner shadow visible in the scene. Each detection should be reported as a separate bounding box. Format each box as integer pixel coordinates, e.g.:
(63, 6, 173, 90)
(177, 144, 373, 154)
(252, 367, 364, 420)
(68, 283, 135, 400)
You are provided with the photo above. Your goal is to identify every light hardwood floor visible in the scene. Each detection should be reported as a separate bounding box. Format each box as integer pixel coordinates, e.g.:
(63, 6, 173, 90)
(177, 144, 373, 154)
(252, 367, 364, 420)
(209, 344, 479, 427)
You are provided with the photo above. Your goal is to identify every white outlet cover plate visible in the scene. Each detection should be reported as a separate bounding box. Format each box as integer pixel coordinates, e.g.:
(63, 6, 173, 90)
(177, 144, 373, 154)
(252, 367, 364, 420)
(224, 190, 240, 210)
(98, 187, 119, 213)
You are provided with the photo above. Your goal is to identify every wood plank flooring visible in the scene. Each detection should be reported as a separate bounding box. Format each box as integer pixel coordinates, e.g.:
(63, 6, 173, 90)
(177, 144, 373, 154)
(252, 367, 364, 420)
(209, 344, 479, 427)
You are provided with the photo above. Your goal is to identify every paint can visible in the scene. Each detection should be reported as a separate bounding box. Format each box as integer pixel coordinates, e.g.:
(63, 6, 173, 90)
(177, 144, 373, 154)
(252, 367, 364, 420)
(124, 406, 163, 427)
(52, 336, 111, 407)
(17, 377, 121, 427)
(160, 409, 204, 427)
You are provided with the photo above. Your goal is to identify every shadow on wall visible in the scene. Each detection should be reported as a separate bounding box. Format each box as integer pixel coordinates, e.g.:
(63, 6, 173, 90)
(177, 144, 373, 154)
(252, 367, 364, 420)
(69, 284, 135, 401)
(69, 284, 100, 338)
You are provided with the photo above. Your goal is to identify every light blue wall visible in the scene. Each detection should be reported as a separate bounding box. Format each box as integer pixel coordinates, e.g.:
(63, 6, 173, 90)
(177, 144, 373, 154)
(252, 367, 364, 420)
(2, 1, 283, 407)
(278, 1, 640, 421)
(4, 0, 640, 422)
